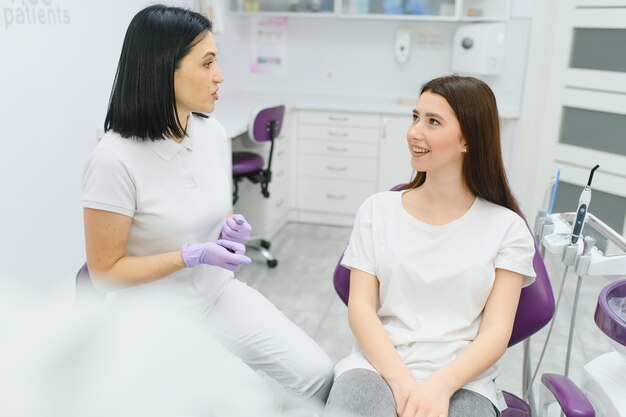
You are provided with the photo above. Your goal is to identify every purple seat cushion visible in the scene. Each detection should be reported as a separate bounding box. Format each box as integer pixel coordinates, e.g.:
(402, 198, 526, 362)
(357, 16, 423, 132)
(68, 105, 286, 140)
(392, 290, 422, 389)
(232, 152, 264, 175)
(595, 278, 626, 346)
(502, 391, 531, 417)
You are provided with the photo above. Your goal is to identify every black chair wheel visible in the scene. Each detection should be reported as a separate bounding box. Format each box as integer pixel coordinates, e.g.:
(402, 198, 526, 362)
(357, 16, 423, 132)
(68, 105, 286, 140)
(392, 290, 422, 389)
(260, 240, 271, 249)
(267, 259, 278, 268)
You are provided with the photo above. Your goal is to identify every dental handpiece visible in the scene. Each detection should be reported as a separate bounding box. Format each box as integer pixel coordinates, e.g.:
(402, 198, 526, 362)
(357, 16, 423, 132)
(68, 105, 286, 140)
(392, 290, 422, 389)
(571, 164, 599, 244)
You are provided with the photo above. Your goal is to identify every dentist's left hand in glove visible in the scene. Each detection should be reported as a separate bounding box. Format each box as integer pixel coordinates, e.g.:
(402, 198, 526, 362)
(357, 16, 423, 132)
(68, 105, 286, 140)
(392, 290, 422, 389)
(221, 214, 252, 245)
(181, 240, 252, 272)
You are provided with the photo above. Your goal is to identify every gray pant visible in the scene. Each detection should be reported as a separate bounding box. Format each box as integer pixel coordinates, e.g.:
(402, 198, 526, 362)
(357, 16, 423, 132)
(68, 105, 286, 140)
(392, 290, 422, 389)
(325, 369, 497, 417)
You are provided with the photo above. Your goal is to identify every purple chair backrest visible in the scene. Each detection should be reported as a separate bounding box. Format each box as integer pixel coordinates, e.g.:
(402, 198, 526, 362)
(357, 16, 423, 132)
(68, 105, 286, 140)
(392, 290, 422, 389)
(333, 187, 555, 348)
(75, 262, 104, 300)
(76, 262, 90, 284)
(248, 105, 285, 143)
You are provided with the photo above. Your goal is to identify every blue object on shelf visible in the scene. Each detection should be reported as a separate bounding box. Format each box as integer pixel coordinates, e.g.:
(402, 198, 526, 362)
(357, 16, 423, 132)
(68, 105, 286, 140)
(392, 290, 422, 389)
(383, 0, 403, 14)
(403, 0, 426, 14)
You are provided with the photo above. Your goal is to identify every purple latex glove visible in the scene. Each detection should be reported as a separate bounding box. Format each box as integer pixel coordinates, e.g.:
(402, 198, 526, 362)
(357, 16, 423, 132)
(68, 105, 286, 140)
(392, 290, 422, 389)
(220, 214, 252, 245)
(181, 239, 252, 271)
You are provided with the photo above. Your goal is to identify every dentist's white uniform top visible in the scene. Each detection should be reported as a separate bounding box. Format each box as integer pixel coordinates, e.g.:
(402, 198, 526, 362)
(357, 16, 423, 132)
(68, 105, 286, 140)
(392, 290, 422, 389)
(82, 114, 233, 313)
(81, 114, 334, 398)
(335, 191, 536, 410)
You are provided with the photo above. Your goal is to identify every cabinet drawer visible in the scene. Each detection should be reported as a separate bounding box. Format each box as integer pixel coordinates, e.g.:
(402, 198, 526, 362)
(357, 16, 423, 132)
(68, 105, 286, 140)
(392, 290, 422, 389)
(297, 178, 375, 214)
(298, 124, 379, 143)
(299, 139, 378, 159)
(298, 155, 377, 181)
(298, 110, 380, 128)
(267, 188, 289, 227)
(271, 163, 290, 187)
(273, 142, 289, 162)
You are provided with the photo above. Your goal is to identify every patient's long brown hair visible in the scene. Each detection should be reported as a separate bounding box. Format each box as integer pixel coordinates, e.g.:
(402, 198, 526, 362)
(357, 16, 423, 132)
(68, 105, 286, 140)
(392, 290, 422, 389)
(401, 75, 522, 216)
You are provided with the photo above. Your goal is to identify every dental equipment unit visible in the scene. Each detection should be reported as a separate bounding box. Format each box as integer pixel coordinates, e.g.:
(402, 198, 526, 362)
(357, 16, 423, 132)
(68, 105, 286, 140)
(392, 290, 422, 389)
(532, 165, 626, 416)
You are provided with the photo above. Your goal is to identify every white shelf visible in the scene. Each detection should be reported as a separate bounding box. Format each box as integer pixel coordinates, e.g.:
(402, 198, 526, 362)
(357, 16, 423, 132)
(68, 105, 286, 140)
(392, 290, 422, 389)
(459, 15, 508, 22)
(335, 13, 457, 21)
(228, 11, 337, 18)
(229, 0, 510, 21)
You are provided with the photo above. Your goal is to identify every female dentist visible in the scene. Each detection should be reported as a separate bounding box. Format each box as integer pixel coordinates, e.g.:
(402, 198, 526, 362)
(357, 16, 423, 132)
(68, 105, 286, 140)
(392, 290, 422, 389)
(82, 4, 332, 402)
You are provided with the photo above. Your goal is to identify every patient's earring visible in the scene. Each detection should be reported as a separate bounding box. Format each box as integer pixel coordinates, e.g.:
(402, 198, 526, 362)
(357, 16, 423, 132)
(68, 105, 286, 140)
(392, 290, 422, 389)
(462, 147, 468, 153)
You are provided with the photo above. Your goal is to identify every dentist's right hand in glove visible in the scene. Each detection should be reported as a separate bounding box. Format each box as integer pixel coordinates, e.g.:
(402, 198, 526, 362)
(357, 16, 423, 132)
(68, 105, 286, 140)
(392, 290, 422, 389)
(220, 214, 252, 245)
(181, 239, 252, 272)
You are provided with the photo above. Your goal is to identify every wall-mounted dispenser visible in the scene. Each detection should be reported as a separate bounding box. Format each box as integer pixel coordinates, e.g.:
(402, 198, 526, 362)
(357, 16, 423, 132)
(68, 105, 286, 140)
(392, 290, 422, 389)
(451, 23, 506, 75)
(395, 28, 411, 63)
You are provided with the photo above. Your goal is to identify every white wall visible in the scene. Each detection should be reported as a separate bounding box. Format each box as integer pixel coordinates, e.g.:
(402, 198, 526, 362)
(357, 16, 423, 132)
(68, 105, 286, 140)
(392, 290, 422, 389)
(217, 14, 530, 112)
(0, 0, 191, 306)
(218, 16, 456, 100)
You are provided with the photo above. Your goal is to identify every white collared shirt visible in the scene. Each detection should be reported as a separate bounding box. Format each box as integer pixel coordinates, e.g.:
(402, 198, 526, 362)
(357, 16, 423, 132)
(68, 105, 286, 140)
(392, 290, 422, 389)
(82, 115, 233, 313)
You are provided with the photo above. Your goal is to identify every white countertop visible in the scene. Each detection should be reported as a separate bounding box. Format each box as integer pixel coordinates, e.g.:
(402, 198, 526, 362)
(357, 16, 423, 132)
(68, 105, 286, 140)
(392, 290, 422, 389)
(211, 90, 520, 138)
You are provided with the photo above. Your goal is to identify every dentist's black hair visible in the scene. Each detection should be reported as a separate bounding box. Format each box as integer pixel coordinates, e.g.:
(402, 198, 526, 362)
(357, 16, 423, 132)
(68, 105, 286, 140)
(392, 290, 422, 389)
(403, 75, 522, 217)
(104, 5, 212, 141)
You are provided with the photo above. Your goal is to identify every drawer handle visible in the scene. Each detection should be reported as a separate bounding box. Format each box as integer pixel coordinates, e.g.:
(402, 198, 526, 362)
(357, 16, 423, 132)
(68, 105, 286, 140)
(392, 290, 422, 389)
(328, 131, 349, 137)
(327, 146, 348, 152)
(325, 193, 346, 200)
(329, 116, 349, 122)
(277, 150, 285, 157)
(275, 199, 285, 208)
(275, 170, 285, 177)
(326, 165, 347, 172)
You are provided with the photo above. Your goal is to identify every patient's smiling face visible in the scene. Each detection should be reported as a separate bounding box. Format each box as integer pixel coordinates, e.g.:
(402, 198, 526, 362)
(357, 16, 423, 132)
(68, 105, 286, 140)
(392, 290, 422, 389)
(406, 92, 467, 176)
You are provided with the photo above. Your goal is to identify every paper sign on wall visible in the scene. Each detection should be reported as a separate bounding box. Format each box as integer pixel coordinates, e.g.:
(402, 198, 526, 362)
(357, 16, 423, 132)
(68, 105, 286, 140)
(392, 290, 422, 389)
(250, 17, 288, 74)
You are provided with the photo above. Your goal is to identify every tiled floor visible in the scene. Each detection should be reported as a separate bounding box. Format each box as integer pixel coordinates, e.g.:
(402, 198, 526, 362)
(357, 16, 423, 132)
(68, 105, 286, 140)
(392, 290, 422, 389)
(236, 222, 617, 415)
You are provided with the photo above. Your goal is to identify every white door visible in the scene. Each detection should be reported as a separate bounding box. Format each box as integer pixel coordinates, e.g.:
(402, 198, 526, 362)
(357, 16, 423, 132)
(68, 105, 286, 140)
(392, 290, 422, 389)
(535, 0, 626, 239)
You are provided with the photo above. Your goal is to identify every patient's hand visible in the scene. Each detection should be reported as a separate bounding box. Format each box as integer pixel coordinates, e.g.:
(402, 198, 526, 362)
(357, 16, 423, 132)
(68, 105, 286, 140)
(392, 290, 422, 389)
(390, 376, 453, 417)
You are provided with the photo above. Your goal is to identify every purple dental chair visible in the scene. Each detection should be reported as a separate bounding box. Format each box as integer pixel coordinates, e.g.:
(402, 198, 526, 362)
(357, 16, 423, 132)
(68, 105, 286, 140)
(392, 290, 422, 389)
(231, 105, 285, 268)
(332, 186, 595, 417)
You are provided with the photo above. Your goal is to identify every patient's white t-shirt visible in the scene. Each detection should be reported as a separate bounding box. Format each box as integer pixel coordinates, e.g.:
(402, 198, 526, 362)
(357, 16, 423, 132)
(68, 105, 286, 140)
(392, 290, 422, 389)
(335, 190, 536, 410)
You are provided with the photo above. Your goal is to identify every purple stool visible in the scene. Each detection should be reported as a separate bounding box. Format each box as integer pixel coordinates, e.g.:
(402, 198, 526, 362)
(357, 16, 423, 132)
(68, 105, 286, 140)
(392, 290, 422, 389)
(332, 185, 595, 417)
(232, 105, 285, 268)
(232, 105, 285, 205)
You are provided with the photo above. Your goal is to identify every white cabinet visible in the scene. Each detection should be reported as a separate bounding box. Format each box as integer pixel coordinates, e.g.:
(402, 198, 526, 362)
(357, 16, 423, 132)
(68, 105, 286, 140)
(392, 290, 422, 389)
(292, 109, 412, 226)
(232, 112, 292, 240)
(229, 0, 510, 20)
(293, 110, 379, 225)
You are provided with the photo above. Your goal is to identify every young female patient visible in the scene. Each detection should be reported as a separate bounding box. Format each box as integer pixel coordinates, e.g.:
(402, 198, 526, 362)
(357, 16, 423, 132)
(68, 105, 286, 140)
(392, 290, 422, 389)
(325, 75, 536, 417)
